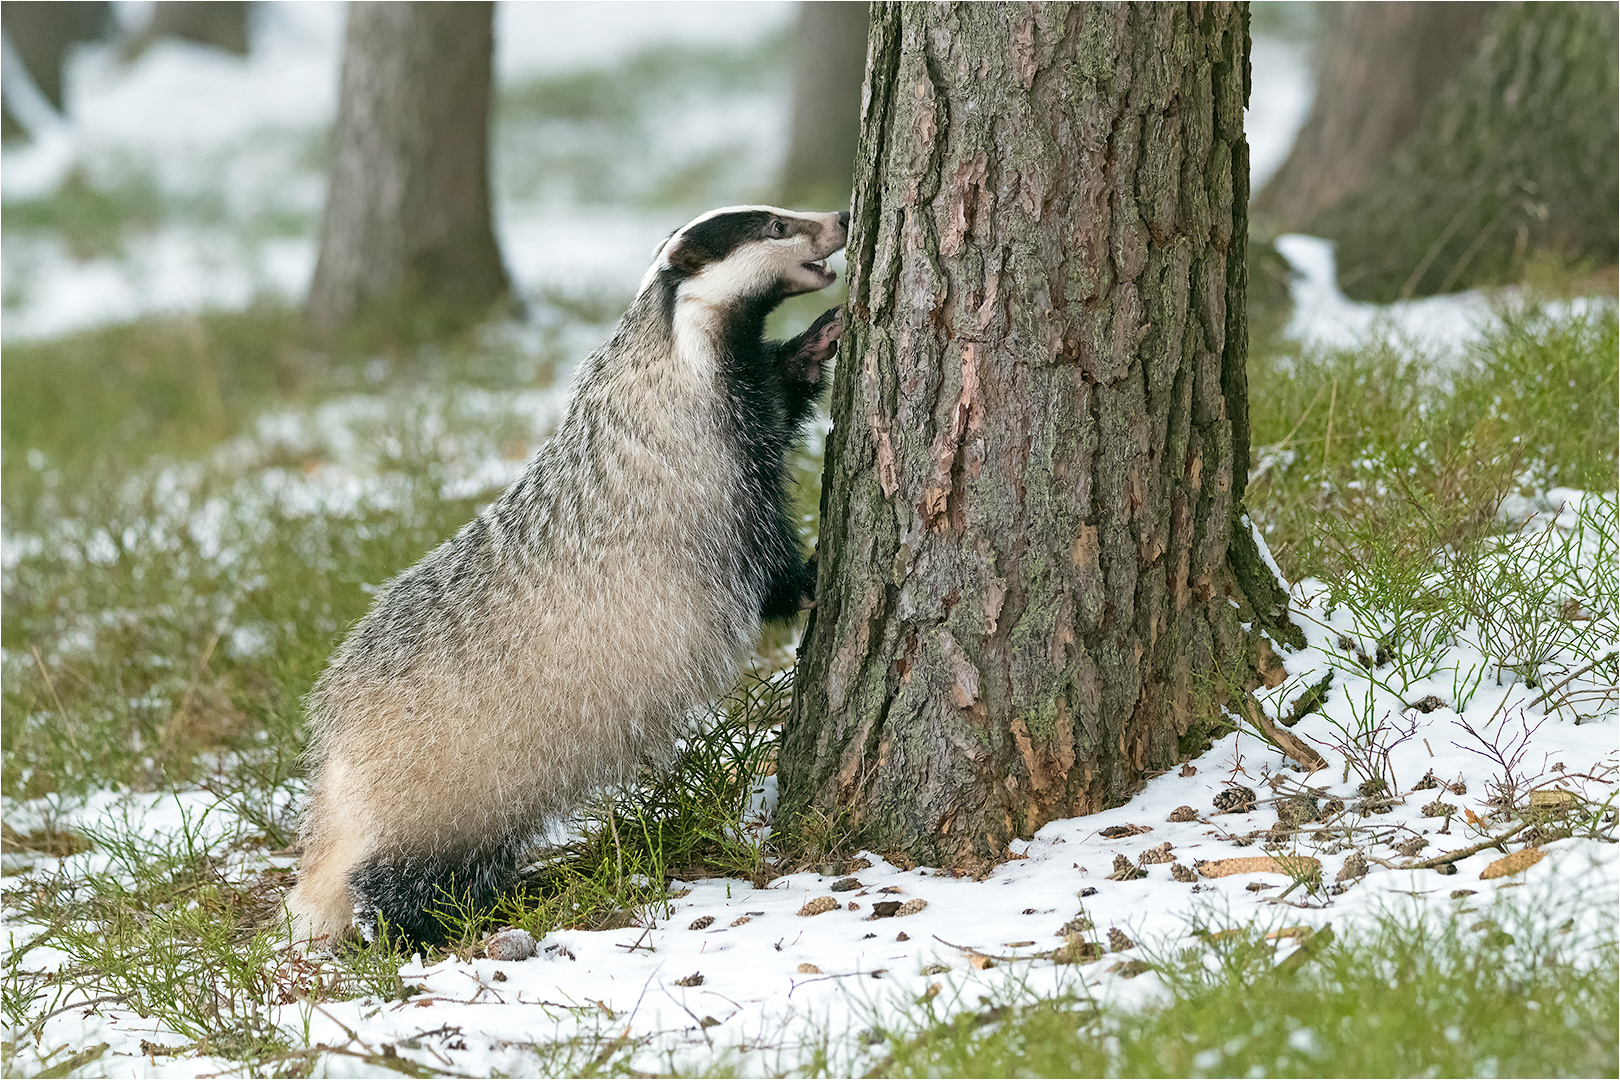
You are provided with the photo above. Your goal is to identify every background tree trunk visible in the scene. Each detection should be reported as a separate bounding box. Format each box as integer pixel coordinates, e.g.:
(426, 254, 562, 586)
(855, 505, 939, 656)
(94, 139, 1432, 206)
(779, 2, 870, 208)
(1310, 2, 1619, 301)
(1252, 3, 1493, 230)
(306, 1, 510, 339)
(1, 1, 112, 138)
(782, 2, 1297, 872)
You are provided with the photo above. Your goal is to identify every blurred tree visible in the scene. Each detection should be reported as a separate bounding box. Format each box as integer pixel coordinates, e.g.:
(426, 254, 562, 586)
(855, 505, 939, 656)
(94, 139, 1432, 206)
(781, 3, 1298, 871)
(120, 2, 251, 62)
(1269, 2, 1618, 301)
(306, 1, 510, 340)
(1253, 3, 1493, 230)
(779, 2, 869, 208)
(1, 1, 113, 139)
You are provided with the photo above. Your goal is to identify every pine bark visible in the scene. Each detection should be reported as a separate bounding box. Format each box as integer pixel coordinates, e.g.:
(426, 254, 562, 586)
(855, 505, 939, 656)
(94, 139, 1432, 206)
(779, 2, 871, 207)
(782, 2, 1297, 871)
(1312, 2, 1619, 301)
(1252, 2, 1493, 230)
(306, 1, 510, 338)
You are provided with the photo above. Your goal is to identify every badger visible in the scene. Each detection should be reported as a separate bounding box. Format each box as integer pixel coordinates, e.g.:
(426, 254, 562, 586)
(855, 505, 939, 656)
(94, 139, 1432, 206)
(287, 206, 849, 947)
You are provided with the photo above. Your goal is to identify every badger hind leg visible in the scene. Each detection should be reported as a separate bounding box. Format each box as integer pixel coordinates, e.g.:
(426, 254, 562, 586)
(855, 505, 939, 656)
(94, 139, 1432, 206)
(349, 838, 522, 948)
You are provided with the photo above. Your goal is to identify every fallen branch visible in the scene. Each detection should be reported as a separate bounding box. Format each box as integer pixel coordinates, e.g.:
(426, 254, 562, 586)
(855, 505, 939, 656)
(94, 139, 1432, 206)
(1234, 690, 1329, 773)
(1392, 821, 1532, 870)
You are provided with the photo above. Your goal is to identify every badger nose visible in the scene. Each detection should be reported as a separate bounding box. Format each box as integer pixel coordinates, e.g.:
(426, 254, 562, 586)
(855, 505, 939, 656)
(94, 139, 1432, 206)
(838, 211, 850, 230)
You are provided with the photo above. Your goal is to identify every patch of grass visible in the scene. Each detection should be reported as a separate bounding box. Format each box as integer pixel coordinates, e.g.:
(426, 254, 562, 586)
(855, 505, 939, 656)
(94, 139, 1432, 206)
(495, 33, 792, 212)
(858, 898, 1617, 1078)
(1, 167, 170, 260)
(1247, 306, 1618, 580)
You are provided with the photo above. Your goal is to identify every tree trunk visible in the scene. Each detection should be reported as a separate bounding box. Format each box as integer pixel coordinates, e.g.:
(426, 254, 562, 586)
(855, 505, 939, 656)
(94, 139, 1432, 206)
(782, 2, 1298, 872)
(1252, 3, 1493, 231)
(306, 1, 510, 339)
(1312, 2, 1619, 301)
(779, 2, 870, 208)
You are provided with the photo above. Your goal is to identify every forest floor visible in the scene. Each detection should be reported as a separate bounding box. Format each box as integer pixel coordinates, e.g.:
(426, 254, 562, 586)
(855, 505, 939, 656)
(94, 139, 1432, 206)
(3, 7, 1617, 1078)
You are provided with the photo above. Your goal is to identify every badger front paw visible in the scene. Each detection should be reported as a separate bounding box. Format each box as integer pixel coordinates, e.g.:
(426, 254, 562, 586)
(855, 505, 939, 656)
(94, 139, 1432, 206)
(786, 308, 844, 386)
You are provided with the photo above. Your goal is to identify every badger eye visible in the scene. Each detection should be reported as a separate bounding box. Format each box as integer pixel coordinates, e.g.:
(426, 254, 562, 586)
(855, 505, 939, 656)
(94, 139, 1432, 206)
(769, 219, 788, 238)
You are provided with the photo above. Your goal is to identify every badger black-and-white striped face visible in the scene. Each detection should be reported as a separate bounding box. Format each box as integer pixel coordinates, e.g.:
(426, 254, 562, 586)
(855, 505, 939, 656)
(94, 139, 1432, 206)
(645, 206, 850, 303)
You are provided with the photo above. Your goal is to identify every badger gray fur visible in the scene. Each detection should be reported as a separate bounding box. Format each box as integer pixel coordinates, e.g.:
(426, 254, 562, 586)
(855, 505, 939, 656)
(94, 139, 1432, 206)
(288, 206, 849, 948)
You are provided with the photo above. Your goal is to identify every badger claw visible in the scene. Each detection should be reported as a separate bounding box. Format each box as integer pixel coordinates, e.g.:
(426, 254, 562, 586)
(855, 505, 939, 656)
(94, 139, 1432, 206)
(788, 308, 844, 385)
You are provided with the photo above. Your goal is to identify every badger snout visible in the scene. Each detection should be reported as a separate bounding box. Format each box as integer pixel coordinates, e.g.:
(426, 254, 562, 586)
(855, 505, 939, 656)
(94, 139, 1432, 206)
(794, 210, 850, 293)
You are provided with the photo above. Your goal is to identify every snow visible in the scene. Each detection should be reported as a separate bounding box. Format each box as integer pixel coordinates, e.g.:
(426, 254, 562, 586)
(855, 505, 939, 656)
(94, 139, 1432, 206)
(2, 2, 796, 340)
(1274, 234, 1612, 357)
(7, 590, 1615, 1076)
(1246, 35, 1313, 191)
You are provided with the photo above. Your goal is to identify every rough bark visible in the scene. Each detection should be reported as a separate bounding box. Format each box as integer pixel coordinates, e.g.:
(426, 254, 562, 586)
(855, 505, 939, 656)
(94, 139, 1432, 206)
(1252, 3, 1493, 230)
(782, 2, 1298, 871)
(1312, 2, 1619, 301)
(779, 2, 871, 207)
(306, 1, 510, 338)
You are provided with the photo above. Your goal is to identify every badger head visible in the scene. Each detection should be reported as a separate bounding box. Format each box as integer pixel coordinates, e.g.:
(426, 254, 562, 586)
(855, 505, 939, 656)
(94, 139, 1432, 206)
(643, 206, 850, 305)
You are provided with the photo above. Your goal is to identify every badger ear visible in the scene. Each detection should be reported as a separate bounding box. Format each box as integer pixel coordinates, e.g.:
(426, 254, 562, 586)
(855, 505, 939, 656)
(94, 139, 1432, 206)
(662, 233, 709, 276)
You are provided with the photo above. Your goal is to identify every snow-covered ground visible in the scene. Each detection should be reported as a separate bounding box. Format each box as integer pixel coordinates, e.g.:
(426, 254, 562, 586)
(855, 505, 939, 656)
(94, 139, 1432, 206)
(4, 8, 1617, 1078)
(6, 529, 1615, 1076)
(2, 1, 796, 340)
(4, 10, 1311, 342)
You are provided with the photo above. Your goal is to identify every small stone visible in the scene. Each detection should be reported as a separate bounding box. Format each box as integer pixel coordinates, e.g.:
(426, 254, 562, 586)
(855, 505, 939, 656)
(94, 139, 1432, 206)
(688, 916, 714, 930)
(1422, 800, 1458, 818)
(798, 896, 839, 917)
(869, 901, 902, 918)
(1107, 854, 1146, 881)
(1336, 851, 1368, 883)
(483, 928, 537, 962)
(674, 973, 704, 987)
(1168, 805, 1199, 822)
(1436, 862, 1459, 876)
(830, 877, 862, 893)
(1171, 863, 1197, 883)
(728, 915, 753, 927)
(896, 898, 928, 917)
(1213, 786, 1257, 814)
(1078, 886, 1098, 898)
(797, 963, 821, 974)
(1107, 927, 1135, 952)
(896, 931, 909, 941)
(1139, 842, 1175, 865)
(1357, 777, 1387, 797)
(1412, 770, 1441, 791)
